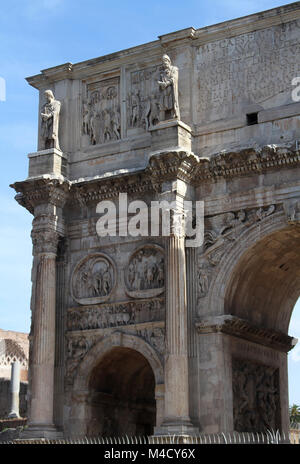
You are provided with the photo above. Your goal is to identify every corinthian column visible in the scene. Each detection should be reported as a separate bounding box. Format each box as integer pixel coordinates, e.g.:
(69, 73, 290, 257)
(25, 226, 60, 437)
(157, 217, 198, 435)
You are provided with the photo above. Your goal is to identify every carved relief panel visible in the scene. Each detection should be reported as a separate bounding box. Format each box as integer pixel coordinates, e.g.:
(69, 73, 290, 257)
(71, 253, 116, 305)
(232, 358, 280, 433)
(127, 55, 180, 132)
(125, 245, 165, 299)
(82, 77, 121, 145)
(67, 297, 165, 331)
(127, 65, 161, 132)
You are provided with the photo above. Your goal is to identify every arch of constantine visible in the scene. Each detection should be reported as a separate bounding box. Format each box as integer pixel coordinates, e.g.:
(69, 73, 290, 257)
(10, 3, 300, 438)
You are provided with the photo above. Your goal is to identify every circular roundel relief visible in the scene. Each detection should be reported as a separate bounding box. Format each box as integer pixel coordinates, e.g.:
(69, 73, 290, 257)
(71, 253, 116, 305)
(125, 244, 165, 299)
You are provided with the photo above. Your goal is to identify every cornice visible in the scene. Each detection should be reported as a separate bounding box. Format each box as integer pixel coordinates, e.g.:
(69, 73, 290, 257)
(26, 3, 300, 88)
(193, 2, 300, 46)
(10, 176, 71, 214)
(148, 150, 200, 184)
(11, 144, 300, 211)
(193, 145, 300, 182)
(65, 144, 300, 206)
(195, 315, 297, 353)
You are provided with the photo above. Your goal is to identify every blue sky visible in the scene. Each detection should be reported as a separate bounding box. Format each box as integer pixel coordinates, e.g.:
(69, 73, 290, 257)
(0, 0, 299, 406)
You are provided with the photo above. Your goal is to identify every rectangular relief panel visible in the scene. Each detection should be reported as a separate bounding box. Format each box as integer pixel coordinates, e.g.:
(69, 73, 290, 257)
(126, 64, 161, 135)
(232, 357, 281, 433)
(82, 76, 121, 146)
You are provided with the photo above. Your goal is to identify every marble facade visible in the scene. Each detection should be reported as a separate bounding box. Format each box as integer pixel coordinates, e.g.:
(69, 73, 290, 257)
(11, 3, 300, 438)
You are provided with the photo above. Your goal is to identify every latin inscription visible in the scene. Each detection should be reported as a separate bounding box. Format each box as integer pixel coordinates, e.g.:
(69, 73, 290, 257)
(195, 21, 300, 122)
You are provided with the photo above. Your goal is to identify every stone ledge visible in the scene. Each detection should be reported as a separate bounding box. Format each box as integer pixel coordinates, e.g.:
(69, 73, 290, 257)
(0, 418, 27, 432)
(195, 315, 297, 352)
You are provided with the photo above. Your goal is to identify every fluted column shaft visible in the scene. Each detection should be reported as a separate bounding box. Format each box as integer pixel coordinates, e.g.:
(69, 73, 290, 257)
(162, 234, 194, 429)
(29, 251, 57, 426)
(28, 223, 59, 429)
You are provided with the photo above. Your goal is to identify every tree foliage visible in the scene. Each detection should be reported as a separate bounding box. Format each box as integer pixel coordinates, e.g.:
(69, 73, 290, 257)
(289, 404, 300, 427)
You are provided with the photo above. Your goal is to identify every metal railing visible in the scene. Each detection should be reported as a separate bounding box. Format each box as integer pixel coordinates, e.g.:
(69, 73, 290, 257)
(1, 429, 299, 444)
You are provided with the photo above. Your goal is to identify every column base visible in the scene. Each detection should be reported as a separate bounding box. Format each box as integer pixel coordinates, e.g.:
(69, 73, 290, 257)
(20, 424, 63, 440)
(154, 420, 199, 436)
(7, 412, 20, 419)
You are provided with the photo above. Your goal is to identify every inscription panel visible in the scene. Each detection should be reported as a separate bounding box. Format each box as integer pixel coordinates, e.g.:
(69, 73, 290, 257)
(195, 21, 300, 123)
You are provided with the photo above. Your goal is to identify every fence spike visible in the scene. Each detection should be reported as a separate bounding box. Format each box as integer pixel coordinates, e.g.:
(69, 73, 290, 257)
(221, 432, 227, 444)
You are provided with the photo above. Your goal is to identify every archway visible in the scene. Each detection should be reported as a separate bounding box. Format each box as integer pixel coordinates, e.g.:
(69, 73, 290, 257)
(87, 347, 156, 437)
(69, 332, 164, 438)
(221, 222, 300, 433)
(224, 226, 300, 332)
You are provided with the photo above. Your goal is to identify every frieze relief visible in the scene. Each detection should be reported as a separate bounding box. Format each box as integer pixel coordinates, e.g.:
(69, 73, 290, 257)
(125, 245, 165, 299)
(82, 77, 121, 145)
(71, 253, 116, 305)
(127, 54, 180, 132)
(197, 205, 278, 299)
(67, 297, 165, 331)
(232, 358, 280, 432)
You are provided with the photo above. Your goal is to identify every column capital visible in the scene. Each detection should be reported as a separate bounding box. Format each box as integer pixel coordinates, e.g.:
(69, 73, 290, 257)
(31, 230, 60, 255)
(10, 177, 70, 215)
(31, 216, 60, 255)
(148, 150, 200, 187)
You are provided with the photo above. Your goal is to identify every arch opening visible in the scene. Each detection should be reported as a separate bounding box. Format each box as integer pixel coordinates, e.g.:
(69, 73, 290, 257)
(87, 347, 156, 437)
(221, 225, 300, 433)
(225, 227, 300, 333)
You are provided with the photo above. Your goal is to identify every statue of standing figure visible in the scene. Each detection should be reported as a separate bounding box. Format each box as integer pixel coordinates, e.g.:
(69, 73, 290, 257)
(40, 89, 61, 150)
(158, 54, 180, 121)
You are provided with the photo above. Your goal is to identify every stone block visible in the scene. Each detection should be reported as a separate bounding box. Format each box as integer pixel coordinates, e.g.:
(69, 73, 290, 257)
(28, 148, 67, 177)
(149, 119, 192, 152)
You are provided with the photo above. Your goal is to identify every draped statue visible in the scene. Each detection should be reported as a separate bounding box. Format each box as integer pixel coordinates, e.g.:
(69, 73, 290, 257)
(158, 54, 180, 121)
(40, 89, 61, 150)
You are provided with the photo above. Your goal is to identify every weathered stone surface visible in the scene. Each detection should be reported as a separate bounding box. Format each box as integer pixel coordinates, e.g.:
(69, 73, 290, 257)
(10, 3, 300, 438)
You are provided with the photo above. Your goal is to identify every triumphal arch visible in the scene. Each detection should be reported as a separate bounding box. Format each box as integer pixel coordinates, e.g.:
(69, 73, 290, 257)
(11, 3, 300, 438)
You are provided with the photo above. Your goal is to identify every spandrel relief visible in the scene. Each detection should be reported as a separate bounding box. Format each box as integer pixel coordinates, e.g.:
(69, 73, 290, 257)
(71, 253, 116, 305)
(125, 245, 165, 299)
(82, 78, 121, 145)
